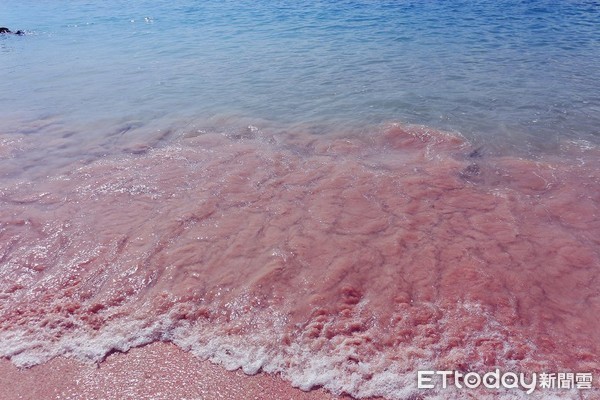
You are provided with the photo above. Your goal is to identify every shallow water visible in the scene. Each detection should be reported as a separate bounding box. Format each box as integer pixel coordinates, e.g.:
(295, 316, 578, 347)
(1, 1, 599, 400)
(2, 0, 600, 148)
(1, 124, 599, 399)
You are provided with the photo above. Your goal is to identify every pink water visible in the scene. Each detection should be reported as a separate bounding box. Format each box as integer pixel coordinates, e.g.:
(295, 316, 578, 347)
(0, 120, 599, 399)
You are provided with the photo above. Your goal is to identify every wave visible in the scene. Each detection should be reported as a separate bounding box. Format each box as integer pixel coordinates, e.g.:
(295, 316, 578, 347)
(0, 122, 598, 399)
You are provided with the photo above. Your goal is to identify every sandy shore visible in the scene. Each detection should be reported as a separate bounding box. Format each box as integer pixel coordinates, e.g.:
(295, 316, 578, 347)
(0, 342, 362, 400)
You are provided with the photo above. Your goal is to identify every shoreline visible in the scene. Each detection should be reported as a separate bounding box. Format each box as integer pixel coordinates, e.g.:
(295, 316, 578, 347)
(0, 341, 365, 400)
(1, 125, 598, 400)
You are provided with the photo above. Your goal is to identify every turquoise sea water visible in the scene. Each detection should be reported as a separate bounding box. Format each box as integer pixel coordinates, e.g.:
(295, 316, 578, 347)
(1, 3, 600, 400)
(2, 0, 599, 151)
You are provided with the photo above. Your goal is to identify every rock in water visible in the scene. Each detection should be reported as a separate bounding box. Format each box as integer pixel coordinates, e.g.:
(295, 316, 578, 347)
(0, 27, 24, 35)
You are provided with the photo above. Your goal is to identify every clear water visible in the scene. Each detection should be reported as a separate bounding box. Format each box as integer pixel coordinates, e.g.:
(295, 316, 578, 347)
(2, 0, 599, 149)
(1, 2, 600, 400)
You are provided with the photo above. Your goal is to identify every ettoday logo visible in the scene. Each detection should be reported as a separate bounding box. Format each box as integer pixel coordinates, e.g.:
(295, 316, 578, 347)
(417, 370, 593, 394)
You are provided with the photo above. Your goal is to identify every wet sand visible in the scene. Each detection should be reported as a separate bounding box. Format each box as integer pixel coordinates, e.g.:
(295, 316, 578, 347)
(1, 123, 599, 399)
(0, 342, 360, 400)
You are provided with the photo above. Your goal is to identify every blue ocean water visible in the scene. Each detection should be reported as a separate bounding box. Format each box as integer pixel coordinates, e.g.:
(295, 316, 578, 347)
(1, 0, 599, 149)
(1, 3, 600, 400)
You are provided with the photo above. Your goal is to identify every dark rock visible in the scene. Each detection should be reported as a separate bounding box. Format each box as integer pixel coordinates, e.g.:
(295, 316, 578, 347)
(0, 27, 24, 35)
(468, 146, 484, 158)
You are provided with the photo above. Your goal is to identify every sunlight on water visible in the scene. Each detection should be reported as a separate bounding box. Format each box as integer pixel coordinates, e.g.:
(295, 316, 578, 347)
(0, 2, 599, 400)
(1, 0, 599, 148)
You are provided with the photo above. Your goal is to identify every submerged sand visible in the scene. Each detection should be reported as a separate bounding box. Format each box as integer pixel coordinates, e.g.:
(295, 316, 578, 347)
(1, 122, 599, 399)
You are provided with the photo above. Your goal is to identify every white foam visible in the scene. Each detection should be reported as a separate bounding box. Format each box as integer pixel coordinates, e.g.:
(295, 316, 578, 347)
(0, 300, 594, 400)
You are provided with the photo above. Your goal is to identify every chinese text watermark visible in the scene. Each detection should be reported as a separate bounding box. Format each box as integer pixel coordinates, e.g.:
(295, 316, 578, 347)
(418, 370, 593, 394)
